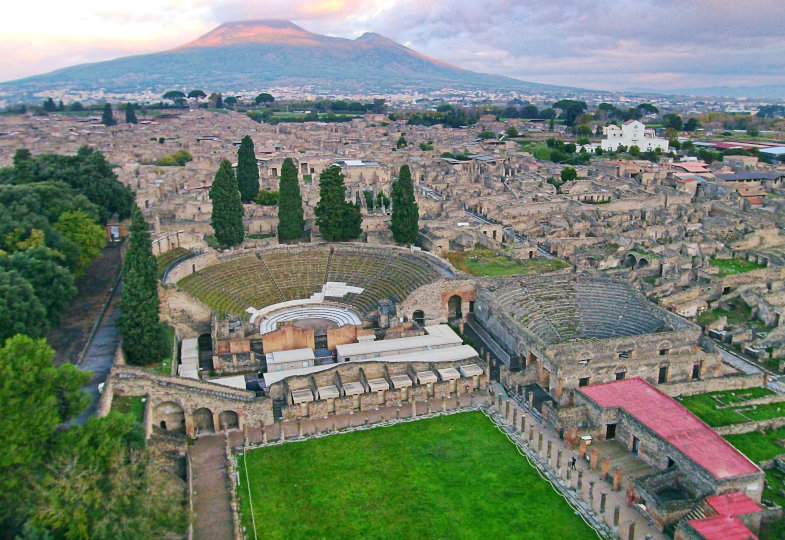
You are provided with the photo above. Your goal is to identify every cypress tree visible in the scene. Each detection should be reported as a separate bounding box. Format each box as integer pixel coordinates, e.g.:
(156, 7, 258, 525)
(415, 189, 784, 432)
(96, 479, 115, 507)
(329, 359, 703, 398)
(236, 135, 259, 202)
(315, 165, 362, 242)
(210, 160, 244, 248)
(101, 103, 116, 126)
(118, 206, 167, 365)
(277, 157, 304, 242)
(125, 103, 137, 124)
(391, 164, 419, 244)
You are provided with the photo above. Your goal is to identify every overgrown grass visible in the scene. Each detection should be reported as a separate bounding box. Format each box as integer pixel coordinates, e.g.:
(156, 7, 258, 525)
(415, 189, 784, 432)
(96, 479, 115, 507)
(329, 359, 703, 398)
(156, 247, 190, 279)
(677, 388, 774, 426)
(764, 468, 785, 508)
(709, 257, 766, 277)
(697, 300, 752, 326)
(111, 395, 146, 423)
(724, 430, 785, 464)
(237, 412, 597, 540)
(448, 248, 570, 277)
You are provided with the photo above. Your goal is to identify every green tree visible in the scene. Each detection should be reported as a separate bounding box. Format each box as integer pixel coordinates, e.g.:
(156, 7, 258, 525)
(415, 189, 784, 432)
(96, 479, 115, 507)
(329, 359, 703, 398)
(28, 412, 186, 539)
(662, 113, 683, 131)
(0, 270, 48, 343)
(277, 158, 305, 242)
(254, 189, 279, 206)
(54, 210, 106, 276)
(236, 136, 259, 203)
(576, 124, 592, 136)
(391, 165, 419, 244)
(209, 160, 244, 248)
(0, 246, 76, 327)
(315, 166, 362, 242)
(553, 99, 588, 126)
(117, 206, 167, 365)
(396, 135, 408, 148)
(629, 145, 641, 157)
(560, 167, 578, 181)
(0, 335, 90, 532)
(162, 90, 185, 107)
(187, 89, 206, 102)
(124, 103, 137, 124)
(684, 117, 699, 132)
(255, 92, 275, 105)
(224, 96, 238, 107)
(101, 103, 116, 126)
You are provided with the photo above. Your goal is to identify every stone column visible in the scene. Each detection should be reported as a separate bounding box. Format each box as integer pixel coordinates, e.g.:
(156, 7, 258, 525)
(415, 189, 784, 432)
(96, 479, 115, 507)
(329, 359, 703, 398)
(556, 449, 562, 469)
(411, 400, 417, 418)
(577, 470, 583, 490)
(546, 440, 552, 460)
(601, 458, 611, 480)
(529, 425, 535, 442)
(279, 421, 286, 442)
(298, 419, 304, 438)
(579, 439, 588, 459)
(613, 506, 620, 527)
(600, 492, 607, 514)
(537, 432, 543, 452)
(588, 481, 594, 506)
(628, 522, 635, 540)
(613, 468, 623, 491)
(589, 447, 599, 470)
(262, 430, 267, 444)
(213, 412, 222, 433)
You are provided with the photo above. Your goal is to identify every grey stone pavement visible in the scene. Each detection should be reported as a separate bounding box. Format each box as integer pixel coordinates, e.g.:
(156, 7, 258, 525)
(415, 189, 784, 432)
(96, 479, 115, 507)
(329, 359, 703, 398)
(715, 341, 785, 394)
(72, 290, 121, 425)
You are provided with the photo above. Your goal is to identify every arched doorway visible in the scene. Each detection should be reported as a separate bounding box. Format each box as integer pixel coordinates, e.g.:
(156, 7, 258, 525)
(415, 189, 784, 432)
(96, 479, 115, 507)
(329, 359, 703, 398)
(637, 258, 649, 268)
(153, 401, 185, 433)
(413, 310, 425, 326)
(219, 410, 239, 431)
(193, 407, 214, 434)
(624, 253, 637, 267)
(447, 295, 463, 320)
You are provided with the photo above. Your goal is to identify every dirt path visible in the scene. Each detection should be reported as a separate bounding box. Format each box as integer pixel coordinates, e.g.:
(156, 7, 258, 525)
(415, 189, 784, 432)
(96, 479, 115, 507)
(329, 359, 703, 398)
(191, 435, 234, 540)
(49, 244, 123, 365)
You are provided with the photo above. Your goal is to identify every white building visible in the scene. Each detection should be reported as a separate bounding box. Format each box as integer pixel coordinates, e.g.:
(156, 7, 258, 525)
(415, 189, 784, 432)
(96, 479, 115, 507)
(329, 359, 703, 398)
(600, 120, 669, 153)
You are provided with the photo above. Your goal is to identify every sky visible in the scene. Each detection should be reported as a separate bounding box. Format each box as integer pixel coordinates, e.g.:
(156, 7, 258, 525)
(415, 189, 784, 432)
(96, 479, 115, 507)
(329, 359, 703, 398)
(2, 0, 785, 91)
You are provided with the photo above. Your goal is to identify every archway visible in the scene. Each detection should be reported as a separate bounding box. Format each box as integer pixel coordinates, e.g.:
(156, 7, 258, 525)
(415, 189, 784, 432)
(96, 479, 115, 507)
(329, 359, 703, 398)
(219, 410, 239, 431)
(153, 401, 185, 433)
(447, 295, 463, 320)
(193, 407, 214, 434)
(624, 253, 637, 267)
(413, 310, 425, 326)
(637, 258, 649, 268)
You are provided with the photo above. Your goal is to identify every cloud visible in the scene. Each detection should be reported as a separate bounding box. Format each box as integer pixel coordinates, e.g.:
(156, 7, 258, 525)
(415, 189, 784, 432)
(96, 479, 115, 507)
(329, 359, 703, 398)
(1, 0, 784, 91)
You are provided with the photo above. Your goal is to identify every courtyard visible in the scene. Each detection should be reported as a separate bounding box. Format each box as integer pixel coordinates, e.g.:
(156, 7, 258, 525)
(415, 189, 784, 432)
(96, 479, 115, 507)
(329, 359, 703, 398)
(236, 411, 598, 540)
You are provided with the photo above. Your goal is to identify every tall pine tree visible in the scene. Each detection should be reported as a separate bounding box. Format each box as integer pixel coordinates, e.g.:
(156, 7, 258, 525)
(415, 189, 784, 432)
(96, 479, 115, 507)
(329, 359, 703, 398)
(391, 164, 419, 244)
(210, 160, 244, 248)
(277, 157, 305, 242)
(315, 165, 362, 242)
(236, 135, 259, 202)
(118, 206, 167, 365)
(125, 103, 137, 124)
(101, 103, 116, 126)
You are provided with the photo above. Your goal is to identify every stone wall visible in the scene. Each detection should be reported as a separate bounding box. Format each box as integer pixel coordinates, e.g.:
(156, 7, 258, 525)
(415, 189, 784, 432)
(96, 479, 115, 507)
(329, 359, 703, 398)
(399, 278, 481, 324)
(657, 373, 766, 397)
(262, 325, 315, 353)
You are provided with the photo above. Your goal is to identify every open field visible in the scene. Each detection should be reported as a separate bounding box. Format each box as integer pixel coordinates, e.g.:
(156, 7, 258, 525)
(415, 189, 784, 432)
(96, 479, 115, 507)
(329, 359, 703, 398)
(237, 411, 597, 540)
(709, 256, 766, 277)
(724, 427, 785, 464)
(677, 388, 776, 427)
(448, 248, 569, 277)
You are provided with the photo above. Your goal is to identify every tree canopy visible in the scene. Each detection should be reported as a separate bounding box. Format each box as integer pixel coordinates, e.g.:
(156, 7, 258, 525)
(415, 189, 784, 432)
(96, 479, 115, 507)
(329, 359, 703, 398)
(255, 92, 275, 104)
(118, 206, 167, 366)
(124, 103, 137, 124)
(315, 165, 362, 242)
(552, 100, 588, 126)
(277, 158, 305, 242)
(101, 103, 116, 126)
(236, 136, 259, 203)
(390, 164, 419, 244)
(209, 160, 244, 248)
(187, 89, 206, 100)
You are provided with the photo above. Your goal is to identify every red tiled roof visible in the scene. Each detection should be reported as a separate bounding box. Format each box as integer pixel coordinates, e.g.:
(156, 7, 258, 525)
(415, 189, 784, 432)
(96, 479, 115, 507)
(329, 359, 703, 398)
(706, 492, 761, 516)
(746, 196, 764, 205)
(689, 515, 758, 540)
(578, 378, 760, 480)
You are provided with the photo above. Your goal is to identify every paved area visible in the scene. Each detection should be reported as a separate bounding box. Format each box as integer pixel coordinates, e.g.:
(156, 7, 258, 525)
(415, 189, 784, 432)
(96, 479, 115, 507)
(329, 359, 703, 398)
(191, 435, 234, 540)
(72, 291, 121, 425)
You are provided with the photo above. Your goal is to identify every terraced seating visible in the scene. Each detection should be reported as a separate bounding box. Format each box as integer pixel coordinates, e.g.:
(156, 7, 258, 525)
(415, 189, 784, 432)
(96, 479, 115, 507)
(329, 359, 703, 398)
(494, 274, 668, 344)
(176, 245, 443, 318)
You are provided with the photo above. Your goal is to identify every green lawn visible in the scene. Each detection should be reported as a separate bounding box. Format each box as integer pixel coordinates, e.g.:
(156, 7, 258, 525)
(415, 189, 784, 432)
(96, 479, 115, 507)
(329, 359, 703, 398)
(111, 395, 146, 423)
(709, 257, 766, 277)
(237, 412, 597, 540)
(697, 299, 753, 326)
(764, 468, 785, 508)
(677, 388, 774, 427)
(448, 248, 570, 277)
(724, 430, 785, 463)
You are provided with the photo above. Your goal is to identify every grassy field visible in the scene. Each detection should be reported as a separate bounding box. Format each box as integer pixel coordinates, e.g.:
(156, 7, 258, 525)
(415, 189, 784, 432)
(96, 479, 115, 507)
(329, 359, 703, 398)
(448, 248, 570, 277)
(111, 395, 146, 423)
(724, 428, 785, 464)
(709, 257, 766, 277)
(237, 412, 597, 540)
(764, 468, 785, 508)
(677, 388, 775, 427)
(697, 299, 753, 326)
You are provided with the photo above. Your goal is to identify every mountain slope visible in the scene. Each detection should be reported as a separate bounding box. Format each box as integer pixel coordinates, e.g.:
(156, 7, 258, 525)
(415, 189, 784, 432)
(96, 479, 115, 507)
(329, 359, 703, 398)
(0, 20, 564, 102)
